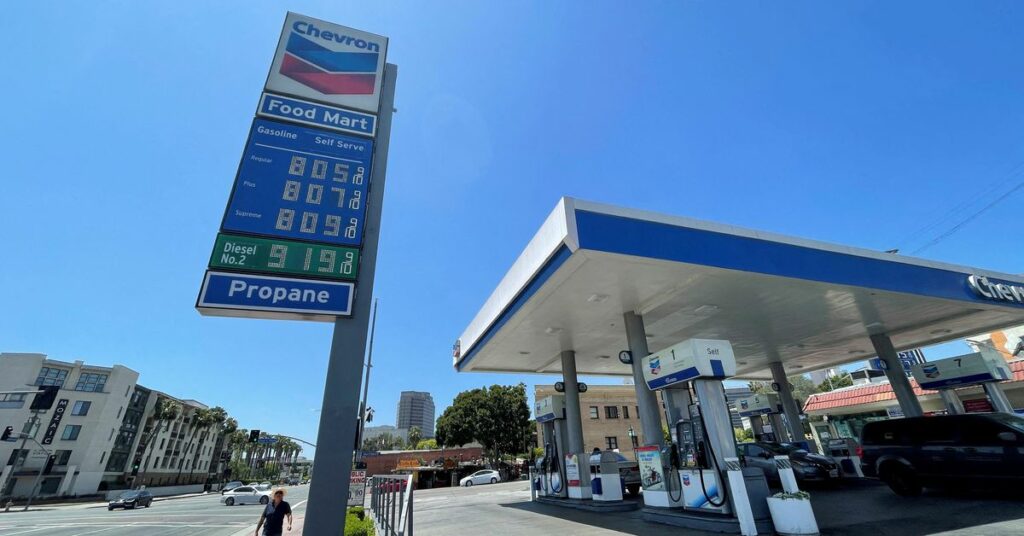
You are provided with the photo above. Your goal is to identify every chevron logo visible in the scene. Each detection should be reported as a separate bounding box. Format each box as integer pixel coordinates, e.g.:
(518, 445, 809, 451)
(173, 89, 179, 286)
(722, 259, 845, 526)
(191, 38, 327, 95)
(280, 32, 379, 95)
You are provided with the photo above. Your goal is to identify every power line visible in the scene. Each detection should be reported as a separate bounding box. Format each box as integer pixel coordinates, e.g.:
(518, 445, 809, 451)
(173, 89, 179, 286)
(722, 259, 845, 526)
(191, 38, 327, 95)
(899, 158, 1024, 250)
(910, 178, 1024, 254)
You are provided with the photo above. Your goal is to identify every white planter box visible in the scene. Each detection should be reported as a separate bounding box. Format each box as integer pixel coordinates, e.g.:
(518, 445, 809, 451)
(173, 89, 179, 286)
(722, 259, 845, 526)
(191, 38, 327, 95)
(767, 496, 819, 536)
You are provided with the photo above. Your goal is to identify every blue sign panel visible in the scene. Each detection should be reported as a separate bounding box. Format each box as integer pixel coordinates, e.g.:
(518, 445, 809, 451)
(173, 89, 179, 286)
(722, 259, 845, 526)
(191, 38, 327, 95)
(869, 348, 925, 376)
(221, 118, 374, 247)
(258, 93, 376, 137)
(197, 271, 354, 320)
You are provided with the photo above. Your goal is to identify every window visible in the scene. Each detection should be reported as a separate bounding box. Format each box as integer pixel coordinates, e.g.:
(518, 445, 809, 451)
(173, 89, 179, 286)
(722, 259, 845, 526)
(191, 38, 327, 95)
(589, 406, 599, 419)
(116, 407, 122, 419)
(35, 367, 69, 387)
(604, 406, 619, 419)
(62, 425, 82, 441)
(7, 449, 28, 466)
(71, 401, 91, 416)
(622, 406, 630, 419)
(0, 393, 26, 409)
(75, 373, 108, 392)
(153, 457, 159, 469)
(605, 436, 618, 450)
(160, 438, 165, 449)
(55, 450, 72, 465)
(635, 406, 640, 418)
(631, 435, 639, 448)
(99, 451, 106, 464)
(109, 428, 116, 441)
(235, 486, 253, 493)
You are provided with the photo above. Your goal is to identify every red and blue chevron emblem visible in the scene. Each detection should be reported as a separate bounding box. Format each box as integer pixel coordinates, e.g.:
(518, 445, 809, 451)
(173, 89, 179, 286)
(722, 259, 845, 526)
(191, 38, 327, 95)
(280, 32, 378, 95)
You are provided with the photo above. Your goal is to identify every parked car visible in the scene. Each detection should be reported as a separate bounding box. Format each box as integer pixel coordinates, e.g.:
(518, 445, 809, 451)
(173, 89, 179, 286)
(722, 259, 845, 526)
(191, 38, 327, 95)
(221, 481, 243, 494)
(286, 477, 300, 485)
(460, 469, 501, 487)
(739, 442, 840, 484)
(220, 485, 272, 506)
(860, 413, 1024, 496)
(108, 490, 153, 510)
(588, 451, 642, 496)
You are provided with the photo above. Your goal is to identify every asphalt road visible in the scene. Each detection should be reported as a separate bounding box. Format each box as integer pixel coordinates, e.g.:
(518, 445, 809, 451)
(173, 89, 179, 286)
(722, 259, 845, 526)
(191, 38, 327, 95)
(0, 485, 308, 536)
(412, 479, 1024, 536)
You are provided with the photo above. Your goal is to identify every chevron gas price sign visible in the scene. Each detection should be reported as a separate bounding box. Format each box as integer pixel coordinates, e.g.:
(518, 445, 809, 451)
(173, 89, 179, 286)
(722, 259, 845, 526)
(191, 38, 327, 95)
(265, 13, 388, 114)
(197, 12, 388, 321)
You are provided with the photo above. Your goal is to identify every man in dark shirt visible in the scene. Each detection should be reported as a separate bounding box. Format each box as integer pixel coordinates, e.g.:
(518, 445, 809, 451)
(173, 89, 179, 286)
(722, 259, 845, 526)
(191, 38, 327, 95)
(255, 488, 292, 535)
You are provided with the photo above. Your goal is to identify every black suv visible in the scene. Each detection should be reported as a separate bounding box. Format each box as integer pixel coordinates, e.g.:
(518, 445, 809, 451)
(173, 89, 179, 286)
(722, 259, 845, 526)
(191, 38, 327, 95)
(860, 413, 1024, 496)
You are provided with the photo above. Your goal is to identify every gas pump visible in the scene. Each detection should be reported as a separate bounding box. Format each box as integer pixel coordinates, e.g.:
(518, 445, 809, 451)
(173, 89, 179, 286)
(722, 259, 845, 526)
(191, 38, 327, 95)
(534, 395, 568, 499)
(677, 402, 730, 513)
(735, 393, 782, 443)
(641, 339, 767, 523)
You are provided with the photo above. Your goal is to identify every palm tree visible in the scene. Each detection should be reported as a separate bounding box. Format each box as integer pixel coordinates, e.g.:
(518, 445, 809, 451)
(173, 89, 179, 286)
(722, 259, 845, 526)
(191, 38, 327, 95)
(178, 407, 216, 483)
(137, 398, 180, 487)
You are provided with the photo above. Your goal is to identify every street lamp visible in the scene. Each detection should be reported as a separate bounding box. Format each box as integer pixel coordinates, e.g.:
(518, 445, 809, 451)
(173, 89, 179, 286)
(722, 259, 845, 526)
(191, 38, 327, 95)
(627, 426, 636, 457)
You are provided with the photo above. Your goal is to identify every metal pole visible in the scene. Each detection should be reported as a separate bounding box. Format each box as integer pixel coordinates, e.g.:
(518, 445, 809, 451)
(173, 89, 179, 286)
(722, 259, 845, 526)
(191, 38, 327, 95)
(356, 298, 379, 463)
(21, 437, 51, 511)
(3, 413, 38, 503)
(304, 63, 397, 536)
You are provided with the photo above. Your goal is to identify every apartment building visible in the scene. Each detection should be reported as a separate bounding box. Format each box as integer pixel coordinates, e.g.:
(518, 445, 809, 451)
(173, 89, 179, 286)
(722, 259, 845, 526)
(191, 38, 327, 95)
(0, 353, 141, 497)
(0, 353, 225, 499)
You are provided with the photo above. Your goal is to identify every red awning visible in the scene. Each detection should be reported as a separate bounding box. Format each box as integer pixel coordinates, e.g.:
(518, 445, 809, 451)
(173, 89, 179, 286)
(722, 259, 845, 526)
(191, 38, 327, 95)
(802, 360, 1024, 413)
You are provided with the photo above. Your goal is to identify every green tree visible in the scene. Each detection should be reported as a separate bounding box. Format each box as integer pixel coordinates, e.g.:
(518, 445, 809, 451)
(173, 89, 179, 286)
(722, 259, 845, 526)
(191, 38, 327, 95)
(817, 373, 853, 393)
(415, 438, 438, 450)
(137, 398, 181, 486)
(436, 384, 531, 467)
(436, 389, 485, 448)
(407, 426, 422, 448)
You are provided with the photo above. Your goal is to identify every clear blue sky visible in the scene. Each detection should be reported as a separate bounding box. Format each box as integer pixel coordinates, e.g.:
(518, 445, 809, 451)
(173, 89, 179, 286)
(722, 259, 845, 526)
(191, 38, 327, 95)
(3, 2, 1023, 457)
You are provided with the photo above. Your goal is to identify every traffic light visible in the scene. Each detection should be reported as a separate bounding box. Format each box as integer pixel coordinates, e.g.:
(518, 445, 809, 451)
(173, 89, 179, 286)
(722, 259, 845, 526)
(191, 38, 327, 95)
(30, 386, 60, 411)
(1, 426, 12, 441)
(248, 430, 260, 443)
(43, 455, 56, 475)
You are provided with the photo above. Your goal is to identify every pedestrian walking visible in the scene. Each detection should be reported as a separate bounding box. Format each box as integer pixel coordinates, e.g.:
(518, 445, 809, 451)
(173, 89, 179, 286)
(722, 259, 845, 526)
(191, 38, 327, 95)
(255, 488, 293, 535)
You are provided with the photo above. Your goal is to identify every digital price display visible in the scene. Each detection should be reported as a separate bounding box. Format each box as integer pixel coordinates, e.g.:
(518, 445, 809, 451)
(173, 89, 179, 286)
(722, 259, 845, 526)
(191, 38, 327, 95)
(210, 233, 359, 280)
(221, 118, 374, 247)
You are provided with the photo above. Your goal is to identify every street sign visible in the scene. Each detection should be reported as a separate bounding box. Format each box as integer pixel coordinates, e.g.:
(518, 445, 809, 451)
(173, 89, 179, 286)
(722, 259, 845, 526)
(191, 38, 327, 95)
(221, 118, 374, 248)
(258, 437, 279, 444)
(266, 13, 388, 114)
(210, 233, 360, 280)
(197, 271, 354, 320)
(258, 93, 376, 137)
(347, 470, 367, 506)
(40, 399, 68, 445)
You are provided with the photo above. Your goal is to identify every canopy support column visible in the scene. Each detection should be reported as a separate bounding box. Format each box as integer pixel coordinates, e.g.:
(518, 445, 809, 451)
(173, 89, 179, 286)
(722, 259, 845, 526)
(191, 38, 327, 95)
(983, 382, 1015, 414)
(870, 334, 923, 417)
(624, 312, 665, 448)
(770, 362, 807, 445)
(560, 350, 585, 455)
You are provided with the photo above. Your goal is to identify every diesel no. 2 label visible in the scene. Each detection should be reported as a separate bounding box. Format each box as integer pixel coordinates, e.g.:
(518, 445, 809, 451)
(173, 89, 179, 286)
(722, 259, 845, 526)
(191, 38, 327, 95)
(210, 233, 360, 280)
(221, 118, 374, 247)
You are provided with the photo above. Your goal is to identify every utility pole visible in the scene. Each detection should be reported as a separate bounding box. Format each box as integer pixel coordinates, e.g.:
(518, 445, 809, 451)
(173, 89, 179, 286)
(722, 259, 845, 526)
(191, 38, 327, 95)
(356, 298, 379, 463)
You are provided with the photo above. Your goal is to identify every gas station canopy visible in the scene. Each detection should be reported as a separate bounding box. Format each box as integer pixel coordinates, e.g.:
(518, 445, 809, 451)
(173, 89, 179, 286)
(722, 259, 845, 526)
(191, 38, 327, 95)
(455, 198, 1024, 380)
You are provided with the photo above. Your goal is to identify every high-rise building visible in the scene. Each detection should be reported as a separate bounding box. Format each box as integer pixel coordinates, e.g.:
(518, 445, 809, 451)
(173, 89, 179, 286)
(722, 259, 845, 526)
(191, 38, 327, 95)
(396, 392, 435, 438)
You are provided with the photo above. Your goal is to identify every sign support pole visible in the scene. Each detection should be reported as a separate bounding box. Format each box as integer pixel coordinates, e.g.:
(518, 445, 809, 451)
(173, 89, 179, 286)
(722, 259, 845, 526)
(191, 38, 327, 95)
(304, 63, 397, 536)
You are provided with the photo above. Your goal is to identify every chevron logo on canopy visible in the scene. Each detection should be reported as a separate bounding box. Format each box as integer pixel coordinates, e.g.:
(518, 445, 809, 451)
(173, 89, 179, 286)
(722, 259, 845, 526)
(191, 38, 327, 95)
(281, 32, 378, 95)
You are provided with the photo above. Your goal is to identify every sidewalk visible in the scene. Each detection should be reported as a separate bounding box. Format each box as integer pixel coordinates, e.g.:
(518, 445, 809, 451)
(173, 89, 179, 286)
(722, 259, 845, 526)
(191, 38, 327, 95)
(230, 513, 305, 535)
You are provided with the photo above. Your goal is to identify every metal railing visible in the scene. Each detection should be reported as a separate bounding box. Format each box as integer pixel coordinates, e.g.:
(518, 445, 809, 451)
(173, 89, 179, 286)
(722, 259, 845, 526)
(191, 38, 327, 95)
(368, 474, 414, 536)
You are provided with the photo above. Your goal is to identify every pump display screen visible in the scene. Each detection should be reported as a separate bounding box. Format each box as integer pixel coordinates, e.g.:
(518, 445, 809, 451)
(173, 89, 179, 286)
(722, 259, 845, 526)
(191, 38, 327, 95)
(221, 119, 374, 247)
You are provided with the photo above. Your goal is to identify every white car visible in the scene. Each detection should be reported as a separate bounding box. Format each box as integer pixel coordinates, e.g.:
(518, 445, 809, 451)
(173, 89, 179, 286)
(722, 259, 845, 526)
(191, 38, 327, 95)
(220, 485, 272, 506)
(460, 469, 501, 487)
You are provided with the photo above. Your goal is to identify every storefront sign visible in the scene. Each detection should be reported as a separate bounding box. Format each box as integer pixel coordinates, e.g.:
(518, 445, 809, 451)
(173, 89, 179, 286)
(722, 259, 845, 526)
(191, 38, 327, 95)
(397, 459, 419, 469)
(41, 399, 69, 445)
(635, 445, 665, 492)
(963, 398, 995, 413)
